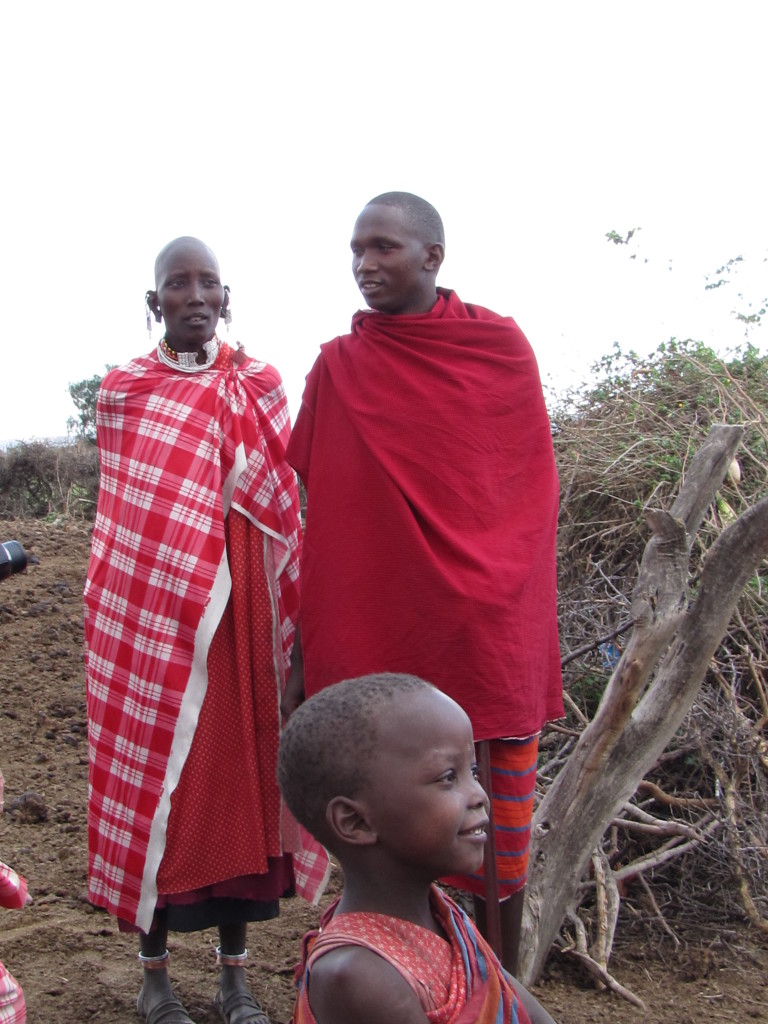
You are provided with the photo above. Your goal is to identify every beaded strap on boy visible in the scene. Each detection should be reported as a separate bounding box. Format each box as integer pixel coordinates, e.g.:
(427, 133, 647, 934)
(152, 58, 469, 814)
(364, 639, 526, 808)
(215, 946, 248, 967)
(138, 949, 170, 970)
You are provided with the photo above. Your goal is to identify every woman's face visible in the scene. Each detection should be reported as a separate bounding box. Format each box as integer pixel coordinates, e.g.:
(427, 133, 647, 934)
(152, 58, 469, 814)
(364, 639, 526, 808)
(151, 239, 225, 352)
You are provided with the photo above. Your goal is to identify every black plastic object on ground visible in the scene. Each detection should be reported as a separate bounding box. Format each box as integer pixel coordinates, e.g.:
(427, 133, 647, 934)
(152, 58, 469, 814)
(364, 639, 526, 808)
(0, 541, 28, 580)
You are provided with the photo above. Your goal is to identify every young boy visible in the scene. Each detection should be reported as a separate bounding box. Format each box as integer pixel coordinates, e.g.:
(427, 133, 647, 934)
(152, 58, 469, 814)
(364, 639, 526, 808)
(278, 674, 557, 1024)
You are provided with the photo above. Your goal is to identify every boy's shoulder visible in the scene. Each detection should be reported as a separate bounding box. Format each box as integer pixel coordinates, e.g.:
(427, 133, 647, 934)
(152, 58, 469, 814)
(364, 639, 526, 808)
(308, 943, 427, 1024)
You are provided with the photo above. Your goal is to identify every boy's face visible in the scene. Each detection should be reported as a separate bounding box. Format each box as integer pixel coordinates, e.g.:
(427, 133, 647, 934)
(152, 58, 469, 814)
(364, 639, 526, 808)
(362, 689, 489, 880)
(350, 204, 442, 316)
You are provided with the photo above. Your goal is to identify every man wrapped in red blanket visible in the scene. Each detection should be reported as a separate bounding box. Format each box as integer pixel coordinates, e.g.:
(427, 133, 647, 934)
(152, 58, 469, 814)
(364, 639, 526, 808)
(284, 193, 563, 973)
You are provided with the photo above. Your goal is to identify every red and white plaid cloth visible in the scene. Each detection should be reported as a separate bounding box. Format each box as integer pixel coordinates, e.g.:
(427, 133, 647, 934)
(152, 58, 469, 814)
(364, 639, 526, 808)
(1, 772, 29, 1024)
(0, 862, 29, 1022)
(84, 342, 327, 931)
(0, 945, 26, 1024)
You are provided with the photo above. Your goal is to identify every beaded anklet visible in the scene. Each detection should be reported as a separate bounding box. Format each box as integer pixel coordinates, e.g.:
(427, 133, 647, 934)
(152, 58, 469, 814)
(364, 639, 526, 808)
(215, 946, 248, 967)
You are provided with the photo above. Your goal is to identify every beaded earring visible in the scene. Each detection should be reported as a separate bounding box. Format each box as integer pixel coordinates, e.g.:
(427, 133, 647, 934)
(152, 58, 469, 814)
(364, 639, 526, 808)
(145, 293, 156, 340)
(222, 304, 232, 330)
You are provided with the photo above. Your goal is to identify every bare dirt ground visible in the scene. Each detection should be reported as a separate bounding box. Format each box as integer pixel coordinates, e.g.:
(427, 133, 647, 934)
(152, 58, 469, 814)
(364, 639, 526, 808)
(0, 517, 765, 1023)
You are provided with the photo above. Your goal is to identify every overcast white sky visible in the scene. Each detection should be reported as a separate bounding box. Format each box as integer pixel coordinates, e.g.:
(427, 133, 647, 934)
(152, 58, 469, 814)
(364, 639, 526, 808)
(1, 1, 765, 444)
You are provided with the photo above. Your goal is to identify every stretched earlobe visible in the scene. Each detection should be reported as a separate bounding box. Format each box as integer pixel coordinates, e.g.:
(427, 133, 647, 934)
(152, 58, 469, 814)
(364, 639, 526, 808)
(221, 285, 232, 327)
(326, 796, 377, 847)
(425, 244, 445, 272)
(145, 291, 160, 338)
(145, 290, 162, 323)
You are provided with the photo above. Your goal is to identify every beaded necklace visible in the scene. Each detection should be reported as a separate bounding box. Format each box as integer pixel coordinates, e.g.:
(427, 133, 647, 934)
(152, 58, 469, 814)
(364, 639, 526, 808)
(157, 334, 221, 372)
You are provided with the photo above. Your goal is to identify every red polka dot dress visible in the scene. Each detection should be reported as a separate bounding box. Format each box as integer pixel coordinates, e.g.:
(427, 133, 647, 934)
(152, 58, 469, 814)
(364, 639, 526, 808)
(155, 512, 292, 913)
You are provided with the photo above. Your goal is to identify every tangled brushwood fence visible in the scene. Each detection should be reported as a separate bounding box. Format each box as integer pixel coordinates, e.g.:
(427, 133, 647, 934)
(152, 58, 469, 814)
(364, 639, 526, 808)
(522, 340, 768, 997)
(0, 441, 100, 518)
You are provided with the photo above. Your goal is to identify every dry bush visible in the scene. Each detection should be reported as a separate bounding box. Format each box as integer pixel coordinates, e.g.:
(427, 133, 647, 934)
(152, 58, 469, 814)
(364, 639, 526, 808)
(0, 440, 100, 519)
(550, 338, 768, 948)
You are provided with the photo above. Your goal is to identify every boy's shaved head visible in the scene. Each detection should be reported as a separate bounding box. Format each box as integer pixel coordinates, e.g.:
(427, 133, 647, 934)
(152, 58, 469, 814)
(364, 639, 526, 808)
(278, 673, 435, 844)
(366, 192, 445, 247)
(154, 236, 219, 287)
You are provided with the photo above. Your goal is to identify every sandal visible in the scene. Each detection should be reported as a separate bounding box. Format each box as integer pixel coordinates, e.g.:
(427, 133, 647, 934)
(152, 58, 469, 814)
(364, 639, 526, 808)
(137, 989, 197, 1024)
(214, 987, 271, 1024)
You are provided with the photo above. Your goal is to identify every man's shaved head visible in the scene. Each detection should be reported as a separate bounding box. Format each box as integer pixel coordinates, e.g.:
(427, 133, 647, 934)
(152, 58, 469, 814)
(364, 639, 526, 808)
(154, 236, 220, 287)
(366, 192, 445, 248)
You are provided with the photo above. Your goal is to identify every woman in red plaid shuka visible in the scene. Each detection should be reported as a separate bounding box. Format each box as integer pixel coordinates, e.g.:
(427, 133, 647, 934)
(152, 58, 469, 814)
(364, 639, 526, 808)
(84, 238, 304, 1024)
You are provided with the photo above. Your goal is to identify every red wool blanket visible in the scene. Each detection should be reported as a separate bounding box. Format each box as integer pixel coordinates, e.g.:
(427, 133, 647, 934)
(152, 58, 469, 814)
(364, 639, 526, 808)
(85, 343, 304, 930)
(288, 289, 563, 741)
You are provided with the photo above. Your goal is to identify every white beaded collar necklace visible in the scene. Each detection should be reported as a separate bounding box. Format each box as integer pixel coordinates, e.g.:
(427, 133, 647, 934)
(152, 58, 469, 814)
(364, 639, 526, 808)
(157, 334, 221, 372)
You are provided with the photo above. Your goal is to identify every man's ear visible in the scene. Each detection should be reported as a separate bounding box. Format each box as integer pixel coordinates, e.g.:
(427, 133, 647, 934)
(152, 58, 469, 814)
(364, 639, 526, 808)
(146, 290, 162, 323)
(326, 796, 378, 847)
(221, 284, 231, 313)
(424, 243, 445, 273)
